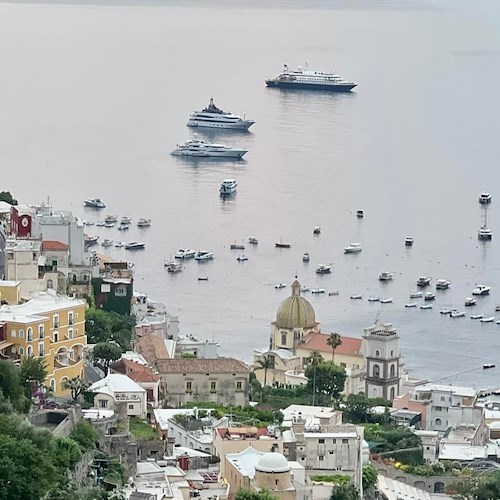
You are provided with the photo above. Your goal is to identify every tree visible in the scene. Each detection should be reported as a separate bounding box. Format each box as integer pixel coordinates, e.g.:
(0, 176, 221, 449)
(85, 308, 134, 350)
(235, 490, 277, 500)
(52, 437, 82, 470)
(452, 472, 500, 500)
(362, 464, 378, 491)
(19, 356, 48, 396)
(330, 484, 359, 500)
(306, 351, 324, 405)
(327, 332, 342, 362)
(254, 355, 275, 387)
(70, 420, 99, 452)
(63, 376, 90, 402)
(92, 342, 122, 375)
(305, 361, 346, 406)
(0, 360, 30, 412)
(343, 394, 373, 424)
(0, 191, 18, 205)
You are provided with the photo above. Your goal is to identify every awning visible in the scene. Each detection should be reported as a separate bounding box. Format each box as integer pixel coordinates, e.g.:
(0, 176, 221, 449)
(0, 341, 14, 350)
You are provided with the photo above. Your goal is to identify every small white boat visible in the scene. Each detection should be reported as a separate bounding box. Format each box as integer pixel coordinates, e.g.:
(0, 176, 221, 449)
(350, 294, 363, 300)
(101, 239, 113, 247)
(114, 241, 125, 248)
(85, 235, 99, 245)
(470, 314, 484, 319)
(478, 225, 493, 241)
(405, 303, 417, 308)
(379, 272, 394, 281)
(311, 288, 325, 294)
(344, 243, 362, 254)
(436, 279, 451, 290)
(496, 305, 500, 312)
(405, 237, 414, 247)
(125, 241, 145, 250)
(313, 226, 321, 235)
(120, 216, 132, 224)
(424, 292, 436, 301)
(175, 248, 196, 259)
(356, 209, 364, 218)
(450, 310, 466, 318)
(96, 221, 105, 227)
(417, 277, 432, 287)
(368, 297, 381, 302)
(274, 283, 286, 289)
(472, 285, 491, 296)
(104, 215, 118, 223)
(329, 291, 339, 296)
(316, 263, 332, 274)
(237, 255, 248, 261)
(137, 218, 151, 228)
(220, 179, 237, 196)
(166, 262, 183, 273)
(479, 192, 492, 204)
(440, 309, 452, 315)
(380, 298, 393, 304)
(84, 198, 105, 208)
(83, 220, 94, 226)
(248, 237, 258, 245)
(104, 222, 115, 228)
(117, 224, 129, 231)
(483, 363, 496, 369)
(410, 292, 423, 299)
(465, 297, 477, 306)
(481, 316, 495, 323)
(420, 304, 433, 310)
(195, 251, 214, 261)
(302, 253, 310, 262)
(300, 286, 310, 293)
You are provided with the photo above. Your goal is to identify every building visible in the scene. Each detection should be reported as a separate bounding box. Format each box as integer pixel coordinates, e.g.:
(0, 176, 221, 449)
(110, 358, 161, 409)
(4, 238, 42, 294)
(155, 358, 250, 407)
(135, 332, 174, 368)
(281, 405, 343, 431)
(0, 291, 87, 397)
(0, 279, 21, 304)
(225, 448, 310, 500)
(89, 373, 147, 419)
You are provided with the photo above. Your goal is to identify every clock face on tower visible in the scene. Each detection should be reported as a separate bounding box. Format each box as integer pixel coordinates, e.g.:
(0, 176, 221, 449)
(21, 217, 29, 227)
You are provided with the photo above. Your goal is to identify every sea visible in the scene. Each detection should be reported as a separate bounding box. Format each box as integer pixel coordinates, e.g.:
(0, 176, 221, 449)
(1, 0, 500, 388)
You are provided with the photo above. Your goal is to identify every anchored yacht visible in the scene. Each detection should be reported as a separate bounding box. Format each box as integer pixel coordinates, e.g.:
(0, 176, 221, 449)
(187, 98, 255, 130)
(220, 179, 237, 196)
(171, 138, 247, 158)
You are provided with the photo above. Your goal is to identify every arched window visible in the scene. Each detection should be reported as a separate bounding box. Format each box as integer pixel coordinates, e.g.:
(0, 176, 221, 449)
(27, 327, 33, 342)
(390, 350, 394, 357)
(390, 387, 395, 400)
(27, 345, 33, 357)
(50, 379, 56, 393)
(373, 364, 380, 378)
(390, 364, 396, 378)
(19, 329, 25, 338)
(281, 332, 287, 346)
(19, 347, 24, 356)
(46, 279, 54, 289)
(11, 329, 16, 338)
(435, 418, 442, 426)
(375, 350, 380, 357)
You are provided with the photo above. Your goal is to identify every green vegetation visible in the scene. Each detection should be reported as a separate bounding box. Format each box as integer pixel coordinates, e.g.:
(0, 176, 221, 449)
(235, 490, 277, 500)
(450, 471, 500, 499)
(0, 360, 31, 413)
(63, 376, 90, 402)
(367, 424, 423, 465)
(129, 416, 158, 440)
(19, 356, 48, 397)
(362, 464, 378, 491)
(85, 307, 135, 351)
(342, 394, 391, 425)
(92, 342, 123, 375)
(330, 483, 360, 500)
(0, 190, 18, 205)
(70, 420, 99, 452)
(327, 332, 343, 362)
(311, 474, 351, 484)
(305, 360, 346, 406)
(181, 352, 196, 358)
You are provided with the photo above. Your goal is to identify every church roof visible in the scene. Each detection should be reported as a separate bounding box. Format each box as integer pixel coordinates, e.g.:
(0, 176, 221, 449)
(298, 332, 362, 356)
(275, 280, 316, 329)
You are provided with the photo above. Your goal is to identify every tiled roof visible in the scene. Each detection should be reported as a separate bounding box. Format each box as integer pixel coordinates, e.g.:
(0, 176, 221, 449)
(135, 333, 170, 365)
(156, 357, 250, 375)
(41, 240, 69, 251)
(110, 358, 159, 383)
(298, 332, 362, 356)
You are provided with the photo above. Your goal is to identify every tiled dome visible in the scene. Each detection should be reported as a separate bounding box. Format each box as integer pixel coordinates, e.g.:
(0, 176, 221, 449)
(275, 280, 316, 329)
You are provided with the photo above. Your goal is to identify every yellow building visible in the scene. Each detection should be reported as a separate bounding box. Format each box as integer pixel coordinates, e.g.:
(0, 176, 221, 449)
(0, 280, 21, 305)
(0, 290, 87, 397)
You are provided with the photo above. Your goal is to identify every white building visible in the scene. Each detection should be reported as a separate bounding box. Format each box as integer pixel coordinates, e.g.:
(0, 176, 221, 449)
(89, 373, 147, 419)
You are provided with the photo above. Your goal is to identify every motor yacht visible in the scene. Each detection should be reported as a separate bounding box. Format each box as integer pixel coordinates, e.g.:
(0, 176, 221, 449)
(316, 263, 332, 274)
(265, 64, 357, 92)
(114, 241, 125, 248)
(166, 262, 183, 273)
(436, 279, 451, 290)
(194, 251, 214, 261)
(465, 297, 477, 306)
(236, 255, 248, 262)
(220, 179, 237, 196)
(85, 236, 99, 246)
(479, 192, 492, 204)
(101, 239, 113, 247)
(417, 277, 432, 287)
(410, 292, 423, 299)
(104, 215, 118, 223)
(248, 237, 258, 245)
(175, 249, 196, 259)
(450, 310, 466, 318)
(137, 218, 151, 228)
(171, 138, 247, 158)
(483, 363, 496, 369)
(472, 285, 491, 296)
(311, 288, 325, 294)
(274, 283, 286, 289)
(478, 226, 493, 241)
(187, 98, 255, 130)
(117, 224, 129, 231)
(120, 216, 132, 225)
(125, 241, 145, 250)
(313, 226, 321, 235)
(344, 243, 362, 254)
(424, 292, 435, 301)
(379, 271, 394, 281)
(405, 237, 414, 247)
(302, 253, 310, 263)
(84, 198, 105, 208)
(356, 209, 364, 218)
(420, 304, 433, 310)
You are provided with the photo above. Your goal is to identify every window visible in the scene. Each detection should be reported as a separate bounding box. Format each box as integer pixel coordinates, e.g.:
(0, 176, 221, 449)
(210, 381, 217, 393)
(390, 387, 395, 400)
(54, 315, 59, 328)
(75, 328, 78, 336)
(53, 331, 59, 343)
(375, 350, 380, 357)
(38, 325, 44, 339)
(128, 404, 134, 410)
(27, 327, 33, 342)
(11, 329, 16, 338)
(19, 347, 24, 356)
(68, 328, 73, 340)
(68, 312, 74, 326)
(435, 418, 442, 426)
(373, 364, 380, 378)
(332, 439, 337, 444)
(99, 400, 108, 408)
(115, 286, 127, 297)
(38, 342, 45, 356)
(46, 279, 54, 290)
(340, 362, 346, 368)
(236, 381, 243, 391)
(50, 379, 56, 393)
(186, 381, 192, 393)
(27, 345, 33, 357)
(390, 364, 396, 377)
(441, 396, 445, 401)
(342, 439, 348, 444)
(434, 406, 442, 412)
(318, 455, 324, 461)
(281, 332, 287, 346)
(318, 439, 325, 444)
(19, 329, 24, 338)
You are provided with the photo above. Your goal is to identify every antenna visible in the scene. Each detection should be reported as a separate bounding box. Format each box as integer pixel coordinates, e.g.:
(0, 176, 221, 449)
(374, 311, 380, 324)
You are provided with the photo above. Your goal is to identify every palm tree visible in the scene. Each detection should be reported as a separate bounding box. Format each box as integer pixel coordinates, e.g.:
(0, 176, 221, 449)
(253, 355, 275, 387)
(307, 351, 323, 406)
(327, 332, 343, 363)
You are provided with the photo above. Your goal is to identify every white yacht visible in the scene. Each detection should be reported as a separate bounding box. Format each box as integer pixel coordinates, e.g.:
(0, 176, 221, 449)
(187, 98, 255, 130)
(344, 243, 362, 254)
(101, 239, 113, 247)
(316, 263, 332, 274)
(450, 310, 466, 318)
(171, 138, 247, 158)
(175, 249, 196, 259)
(472, 284, 491, 296)
(417, 276, 432, 287)
(194, 251, 214, 261)
(465, 297, 477, 306)
(104, 215, 118, 223)
(479, 192, 492, 204)
(302, 253, 310, 262)
(436, 279, 451, 290)
(266, 64, 357, 92)
(166, 262, 183, 273)
(125, 241, 145, 250)
(84, 198, 105, 208)
(137, 218, 151, 228)
(220, 179, 237, 196)
(379, 271, 394, 281)
(380, 298, 393, 304)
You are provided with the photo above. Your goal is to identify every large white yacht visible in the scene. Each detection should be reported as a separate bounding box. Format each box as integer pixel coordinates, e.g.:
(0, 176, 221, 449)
(187, 98, 255, 130)
(171, 138, 247, 158)
(266, 64, 357, 92)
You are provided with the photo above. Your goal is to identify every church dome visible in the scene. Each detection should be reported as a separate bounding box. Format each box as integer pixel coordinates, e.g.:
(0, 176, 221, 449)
(275, 280, 316, 329)
(255, 452, 291, 473)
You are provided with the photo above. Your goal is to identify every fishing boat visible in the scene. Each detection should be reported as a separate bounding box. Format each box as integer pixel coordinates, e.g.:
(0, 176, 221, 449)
(311, 288, 325, 294)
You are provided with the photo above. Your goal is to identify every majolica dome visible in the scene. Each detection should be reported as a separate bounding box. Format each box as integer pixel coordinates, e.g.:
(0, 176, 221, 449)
(255, 452, 291, 473)
(275, 279, 316, 329)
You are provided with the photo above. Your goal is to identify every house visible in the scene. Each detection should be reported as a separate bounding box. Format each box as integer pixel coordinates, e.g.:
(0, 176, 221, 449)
(0, 279, 21, 304)
(109, 358, 161, 409)
(155, 358, 250, 407)
(0, 291, 87, 397)
(89, 373, 147, 419)
(135, 333, 173, 368)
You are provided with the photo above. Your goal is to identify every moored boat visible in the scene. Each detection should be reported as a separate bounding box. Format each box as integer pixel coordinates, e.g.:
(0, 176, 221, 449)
(380, 298, 393, 304)
(274, 283, 286, 289)
(483, 363, 496, 369)
(125, 241, 145, 250)
(313, 226, 321, 235)
(276, 239, 291, 248)
(479, 192, 492, 204)
(480, 316, 495, 323)
(356, 209, 364, 218)
(465, 297, 477, 307)
(436, 279, 451, 290)
(316, 263, 332, 274)
(350, 294, 362, 300)
(420, 304, 433, 310)
(472, 285, 491, 296)
(311, 288, 325, 294)
(405, 237, 414, 247)
(417, 277, 432, 287)
(175, 249, 196, 259)
(194, 251, 214, 261)
(236, 255, 249, 262)
(344, 243, 362, 254)
(84, 198, 105, 208)
(405, 303, 417, 308)
(470, 314, 484, 319)
(302, 253, 310, 263)
(424, 292, 436, 301)
(220, 179, 237, 196)
(187, 98, 255, 130)
(450, 310, 466, 318)
(171, 138, 247, 158)
(379, 272, 394, 281)
(137, 218, 151, 228)
(248, 237, 258, 245)
(410, 292, 423, 299)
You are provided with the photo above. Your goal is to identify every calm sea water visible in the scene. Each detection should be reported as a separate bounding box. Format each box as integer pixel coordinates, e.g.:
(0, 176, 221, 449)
(2, 0, 500, 387)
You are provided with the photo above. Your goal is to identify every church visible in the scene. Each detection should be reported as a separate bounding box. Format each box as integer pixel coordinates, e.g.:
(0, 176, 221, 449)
(253, 278, 403, 400)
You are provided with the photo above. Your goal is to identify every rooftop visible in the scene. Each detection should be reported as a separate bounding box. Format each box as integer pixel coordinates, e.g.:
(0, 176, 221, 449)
(0, 291, 85, 318)
(110, 358, 160, 383)
(415, 384, 477, 398)
(281, 404, 341, 422)
(41, 240, 69, 251)
(298, 332, 362, 356)
(89, 373, 146, 397)
(153, 408, 196, 431)
(6, 238, 41, 251)
(226, 447, 265, 479)
(156, 357, 250, 374)
(135, 333, 171, 364)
